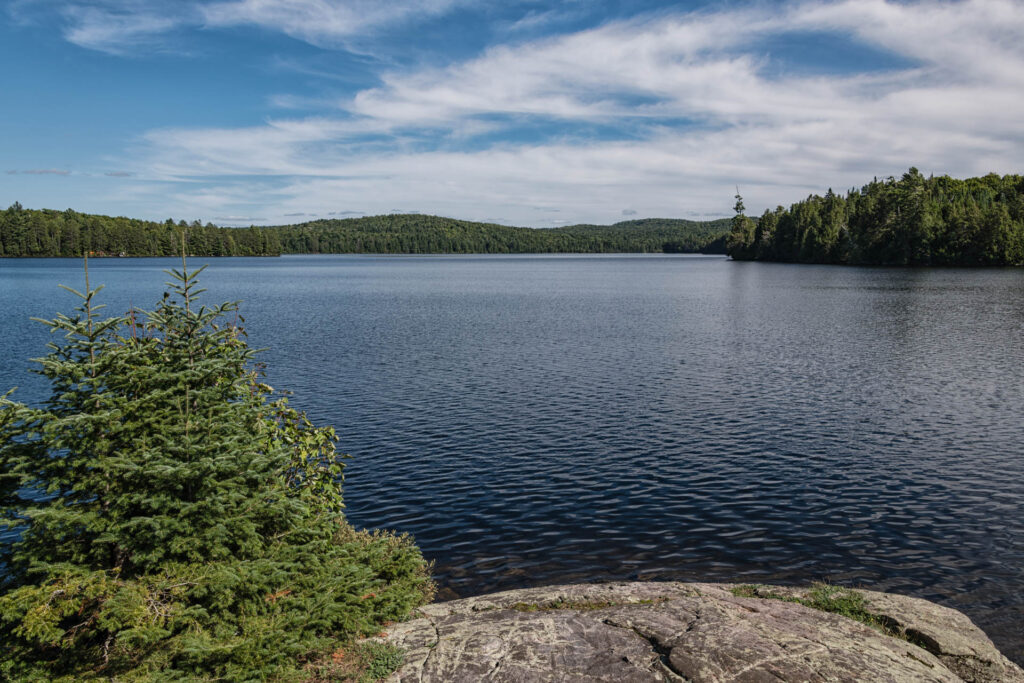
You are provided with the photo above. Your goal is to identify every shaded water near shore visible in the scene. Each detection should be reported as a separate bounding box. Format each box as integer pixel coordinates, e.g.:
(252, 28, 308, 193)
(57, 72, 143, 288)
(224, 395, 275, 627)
(2, 254, 1022, 663)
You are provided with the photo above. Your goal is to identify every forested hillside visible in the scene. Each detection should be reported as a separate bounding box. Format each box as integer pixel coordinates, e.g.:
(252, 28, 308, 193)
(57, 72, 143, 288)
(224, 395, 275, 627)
(552, 218, 730, 253)
(0, 204, 279, 257)
(268, 214, 730, 254)
(0, 203, 728, 257)
(727, 169, 1024, 265)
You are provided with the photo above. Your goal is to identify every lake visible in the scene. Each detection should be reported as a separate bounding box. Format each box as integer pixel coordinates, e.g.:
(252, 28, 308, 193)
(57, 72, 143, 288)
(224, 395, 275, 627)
(1, 254, 1022, 663)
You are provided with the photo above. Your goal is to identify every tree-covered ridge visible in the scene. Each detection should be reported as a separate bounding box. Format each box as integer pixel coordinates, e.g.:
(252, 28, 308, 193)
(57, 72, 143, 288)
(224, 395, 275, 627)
(269, 214, 730, 254)
(552, 217, 731, 253)
(0, 203, 729, 257)
(727, 169, 1024, 265)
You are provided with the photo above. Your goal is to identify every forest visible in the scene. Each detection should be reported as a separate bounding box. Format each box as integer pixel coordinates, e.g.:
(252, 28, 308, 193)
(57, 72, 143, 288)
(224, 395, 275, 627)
(727, 169, 1024, 265)
(0, 204, 729, 257)
(13, 168, 1022, 265)
(0, 204, 278, 257)
(266, 215, 729, 254)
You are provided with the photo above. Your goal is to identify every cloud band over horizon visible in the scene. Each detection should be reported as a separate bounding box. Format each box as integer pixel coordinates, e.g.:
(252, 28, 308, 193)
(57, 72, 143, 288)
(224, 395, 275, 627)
(3, 0, 1023, 226)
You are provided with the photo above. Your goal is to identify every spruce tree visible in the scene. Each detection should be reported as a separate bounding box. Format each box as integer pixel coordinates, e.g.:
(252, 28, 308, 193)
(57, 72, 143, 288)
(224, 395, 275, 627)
(726, 189, 756, 260)
(0, 254, 432, 681)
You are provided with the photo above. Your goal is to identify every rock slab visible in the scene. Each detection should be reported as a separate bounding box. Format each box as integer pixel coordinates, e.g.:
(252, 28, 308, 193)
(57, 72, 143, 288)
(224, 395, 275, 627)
(376, 582, 1024, 682)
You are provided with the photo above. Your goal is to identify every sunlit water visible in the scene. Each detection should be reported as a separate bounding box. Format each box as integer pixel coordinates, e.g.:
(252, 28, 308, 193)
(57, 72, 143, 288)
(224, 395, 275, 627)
(2, 254, 1022, 663)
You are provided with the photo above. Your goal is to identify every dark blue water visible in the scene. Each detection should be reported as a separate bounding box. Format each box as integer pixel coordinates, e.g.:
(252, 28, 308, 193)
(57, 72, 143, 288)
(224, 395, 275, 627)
(2, 255, 1023, 663)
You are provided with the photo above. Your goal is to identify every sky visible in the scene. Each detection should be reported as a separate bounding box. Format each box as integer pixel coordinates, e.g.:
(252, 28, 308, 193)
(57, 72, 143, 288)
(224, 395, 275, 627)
(2, 0, 1023, 227)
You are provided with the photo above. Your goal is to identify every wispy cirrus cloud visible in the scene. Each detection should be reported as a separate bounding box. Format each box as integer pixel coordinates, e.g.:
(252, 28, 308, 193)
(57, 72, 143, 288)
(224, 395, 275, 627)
(20, 0, 484, 55)
(12, 168, 73, 175)
(63, 7, 183, 54)
(7, 0, 481, 59)
(214, 214, 265, 222)
(201, 0, 481, 48)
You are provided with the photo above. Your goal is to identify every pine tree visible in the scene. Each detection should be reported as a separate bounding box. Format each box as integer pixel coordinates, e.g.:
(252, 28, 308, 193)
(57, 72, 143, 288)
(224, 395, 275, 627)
(0, 253, 433, 681)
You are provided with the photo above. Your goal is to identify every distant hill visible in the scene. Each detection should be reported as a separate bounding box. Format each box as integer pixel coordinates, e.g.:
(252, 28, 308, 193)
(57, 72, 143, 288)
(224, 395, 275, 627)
(267, 214, 731, 255)
(552, 217, 731, 254)
(0, 204, 730, 257)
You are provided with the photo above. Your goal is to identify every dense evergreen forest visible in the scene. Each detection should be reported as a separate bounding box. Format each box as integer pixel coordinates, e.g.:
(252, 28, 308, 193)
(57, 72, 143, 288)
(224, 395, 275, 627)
(7, 169, 1023, 264)
(0, 203, 729, 257)
(727, 169, 1024, 265)
(267, 215, 729, 254)
(0, 204, 278, 257)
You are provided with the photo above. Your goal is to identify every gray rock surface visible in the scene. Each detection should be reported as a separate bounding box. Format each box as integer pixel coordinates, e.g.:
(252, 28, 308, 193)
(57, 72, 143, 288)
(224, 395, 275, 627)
(375, 582, 1024, 682)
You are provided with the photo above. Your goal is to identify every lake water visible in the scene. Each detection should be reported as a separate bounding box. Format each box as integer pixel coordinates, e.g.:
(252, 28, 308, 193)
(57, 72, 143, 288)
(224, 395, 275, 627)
(1, 254, 1023, 663)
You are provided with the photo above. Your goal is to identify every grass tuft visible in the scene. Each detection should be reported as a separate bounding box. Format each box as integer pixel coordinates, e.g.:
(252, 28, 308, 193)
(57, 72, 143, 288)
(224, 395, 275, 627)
(304, 640, 405, 682)
(730, 583, 910, 644)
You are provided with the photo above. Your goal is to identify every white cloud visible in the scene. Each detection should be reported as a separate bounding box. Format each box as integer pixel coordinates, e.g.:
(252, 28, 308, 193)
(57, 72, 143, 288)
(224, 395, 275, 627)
(59, 2, 195, 55)
(113, 0, 1024, 225)
(200, 0, 477, 47)
(32, 0, 478, 55)
(21, 168, 73, 175)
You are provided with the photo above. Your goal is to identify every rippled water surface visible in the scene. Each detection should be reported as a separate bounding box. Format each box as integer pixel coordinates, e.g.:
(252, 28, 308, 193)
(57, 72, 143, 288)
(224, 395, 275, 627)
(2, 254, 1023, 663)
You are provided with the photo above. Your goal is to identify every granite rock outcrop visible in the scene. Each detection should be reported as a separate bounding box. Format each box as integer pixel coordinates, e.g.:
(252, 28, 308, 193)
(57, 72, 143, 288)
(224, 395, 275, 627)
(375, 581, 1023, 682)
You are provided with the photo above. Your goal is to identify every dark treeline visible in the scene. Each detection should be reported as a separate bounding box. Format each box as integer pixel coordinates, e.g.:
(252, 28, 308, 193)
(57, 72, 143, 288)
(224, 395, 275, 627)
(0, 204, 279, 257)
(727, 169, 1024, 265)
(552, 218, 729, 253)
(267, 214, 730, 254)
(0, 203, 729, 257)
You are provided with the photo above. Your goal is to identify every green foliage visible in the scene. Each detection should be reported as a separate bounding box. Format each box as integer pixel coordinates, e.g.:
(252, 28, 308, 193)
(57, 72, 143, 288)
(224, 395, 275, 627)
(355, 642, 405, 682)
(730, 583, 901, 640)
(265, 214, 730, 255)
(303, 640, 406, 683)
(0, 257, 433, 680)
(262, 390, 348, 516)
(802, 584, 879, 625)
(726, 191, 756, 260)
(550, 217, 731, 254)
(727, 169, 1024, 265)
(0, 204, 730, 257)
(0, 205, 280, 258)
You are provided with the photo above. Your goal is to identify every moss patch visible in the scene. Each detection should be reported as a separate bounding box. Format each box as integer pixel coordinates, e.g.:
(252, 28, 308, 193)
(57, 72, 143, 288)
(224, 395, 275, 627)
(730, 583, 908, 643)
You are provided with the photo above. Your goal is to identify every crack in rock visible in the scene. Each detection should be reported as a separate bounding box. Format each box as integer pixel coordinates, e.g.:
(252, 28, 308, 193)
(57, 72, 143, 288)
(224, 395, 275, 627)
(602, 617, 691, 681)
(379, 583, 1023, 682)
(413, 614, 442, 677)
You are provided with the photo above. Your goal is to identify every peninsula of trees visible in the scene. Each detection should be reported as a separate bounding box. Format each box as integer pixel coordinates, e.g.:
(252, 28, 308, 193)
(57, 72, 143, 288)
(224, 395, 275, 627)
(0, 204, 729, 257)
(727, 169, 1024, 266)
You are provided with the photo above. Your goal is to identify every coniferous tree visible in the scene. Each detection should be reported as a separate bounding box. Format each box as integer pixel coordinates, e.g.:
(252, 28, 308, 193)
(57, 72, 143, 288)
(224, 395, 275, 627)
(0, 253, 432, 681)
(726, 190, 756, 260)
(729, 169, 1024, 265)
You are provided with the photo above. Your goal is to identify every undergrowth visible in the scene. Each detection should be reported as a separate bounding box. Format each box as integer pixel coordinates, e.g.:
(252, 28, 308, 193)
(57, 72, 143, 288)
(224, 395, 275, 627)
(305, 641, 405, 682)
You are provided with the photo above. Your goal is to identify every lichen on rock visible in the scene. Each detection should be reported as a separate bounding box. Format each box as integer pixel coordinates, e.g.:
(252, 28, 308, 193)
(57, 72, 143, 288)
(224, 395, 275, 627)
(373, 581, 1024, 682)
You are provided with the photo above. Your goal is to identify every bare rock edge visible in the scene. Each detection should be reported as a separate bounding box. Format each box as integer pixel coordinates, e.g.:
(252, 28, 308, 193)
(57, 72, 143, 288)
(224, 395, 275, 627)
(374, 582, 1024, 682)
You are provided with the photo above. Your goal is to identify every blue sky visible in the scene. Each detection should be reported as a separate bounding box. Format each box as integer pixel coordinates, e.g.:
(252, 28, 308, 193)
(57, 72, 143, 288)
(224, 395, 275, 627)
(2, 0, 1023, 227)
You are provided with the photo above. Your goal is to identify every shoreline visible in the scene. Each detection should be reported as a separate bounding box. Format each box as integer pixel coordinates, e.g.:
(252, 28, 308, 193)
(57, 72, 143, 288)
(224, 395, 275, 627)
(379, 581, 1024, 681)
